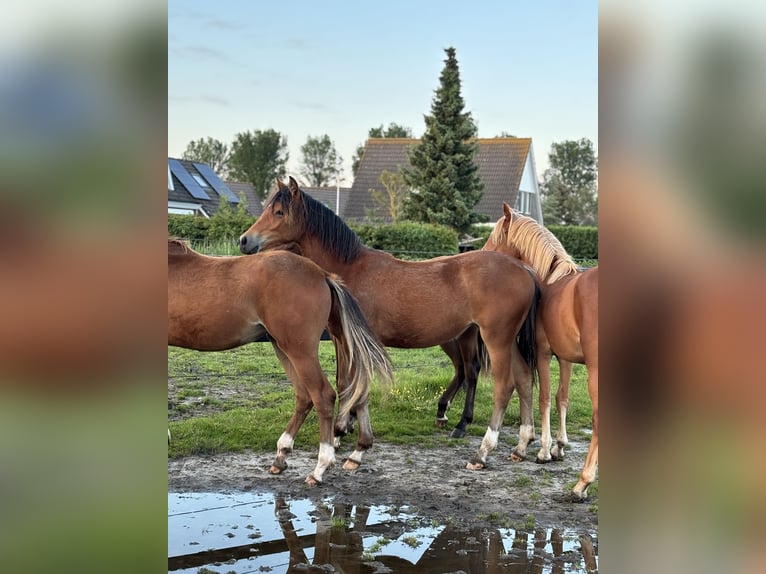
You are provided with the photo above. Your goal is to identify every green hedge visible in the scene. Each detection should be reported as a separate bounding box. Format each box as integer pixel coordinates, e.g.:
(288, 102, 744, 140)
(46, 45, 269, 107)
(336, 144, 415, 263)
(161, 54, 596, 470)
(350, 221, 459, 259)
(169, 211, 596, 262)
(546, 225, 598, 260)
(168, 214, 210, 241)
(168, 214, 457, 260)
(168, 203, 255, 244)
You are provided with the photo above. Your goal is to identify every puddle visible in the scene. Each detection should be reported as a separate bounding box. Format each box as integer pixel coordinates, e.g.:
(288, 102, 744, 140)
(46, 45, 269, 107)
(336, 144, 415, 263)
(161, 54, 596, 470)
(169, 491, 598, 573)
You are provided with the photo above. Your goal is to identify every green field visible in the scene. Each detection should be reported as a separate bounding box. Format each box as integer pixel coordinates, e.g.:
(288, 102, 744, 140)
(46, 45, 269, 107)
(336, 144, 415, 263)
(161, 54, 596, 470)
(168, 342, 592, 458)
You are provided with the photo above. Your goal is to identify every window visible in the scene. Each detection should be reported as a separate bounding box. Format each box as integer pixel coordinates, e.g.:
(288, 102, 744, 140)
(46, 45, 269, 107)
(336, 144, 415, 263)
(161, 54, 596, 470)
(516, 190, 532, 215)
(192, 173, 210, 188)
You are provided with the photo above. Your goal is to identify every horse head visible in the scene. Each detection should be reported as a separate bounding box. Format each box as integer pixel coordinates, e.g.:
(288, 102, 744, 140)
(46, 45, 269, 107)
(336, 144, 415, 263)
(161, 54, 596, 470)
(239, 176, 306, 254)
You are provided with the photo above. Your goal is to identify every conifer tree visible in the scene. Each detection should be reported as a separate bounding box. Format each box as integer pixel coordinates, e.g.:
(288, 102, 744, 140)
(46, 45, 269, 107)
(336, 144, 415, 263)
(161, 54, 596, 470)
(403, 47, 483, 232)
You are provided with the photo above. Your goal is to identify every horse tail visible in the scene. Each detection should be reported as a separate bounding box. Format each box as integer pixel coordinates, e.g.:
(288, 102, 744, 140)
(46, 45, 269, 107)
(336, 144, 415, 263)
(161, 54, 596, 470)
(325, 276, 393, 419)
(518, 269, 541, 379)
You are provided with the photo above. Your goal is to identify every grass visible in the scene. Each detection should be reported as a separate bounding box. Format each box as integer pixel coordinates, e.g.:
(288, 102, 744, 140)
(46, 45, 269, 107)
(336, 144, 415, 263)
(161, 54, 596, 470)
(168, 342, 592, 457)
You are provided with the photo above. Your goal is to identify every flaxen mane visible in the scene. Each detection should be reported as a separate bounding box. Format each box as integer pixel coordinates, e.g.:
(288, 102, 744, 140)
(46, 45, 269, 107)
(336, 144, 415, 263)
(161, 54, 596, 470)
(488, 210, 579, 284)
(266, 185, 363, 264)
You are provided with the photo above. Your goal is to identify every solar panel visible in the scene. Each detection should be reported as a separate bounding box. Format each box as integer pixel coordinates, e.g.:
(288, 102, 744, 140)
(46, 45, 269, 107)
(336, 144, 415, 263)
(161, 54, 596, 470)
(168, 159, 211, 200)
(193, 162, 240, 203)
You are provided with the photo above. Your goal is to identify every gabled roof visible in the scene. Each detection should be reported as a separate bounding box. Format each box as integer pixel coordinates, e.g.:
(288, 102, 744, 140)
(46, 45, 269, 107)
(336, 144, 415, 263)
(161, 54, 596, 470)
(302, 186, 352, 216)
(167, 158, 239, 217)
(346, 137, 535, 223)
(226, 181, 263, 217)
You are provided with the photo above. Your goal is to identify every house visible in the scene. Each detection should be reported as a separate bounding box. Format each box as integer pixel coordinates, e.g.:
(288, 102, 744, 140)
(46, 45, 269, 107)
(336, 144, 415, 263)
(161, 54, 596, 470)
(222, 181, 351, 219)
(345, 137, 543, 224)
(167, 158, 241, 217)
(226, 181, 263, 217)
(301, 185, 352, 215)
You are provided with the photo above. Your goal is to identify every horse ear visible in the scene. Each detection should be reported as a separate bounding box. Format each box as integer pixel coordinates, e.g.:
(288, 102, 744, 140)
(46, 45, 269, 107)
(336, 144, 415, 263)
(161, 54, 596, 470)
(276, 177, 285, 189)
(502, 202, 512, 218)
(288, 176, 300, 197)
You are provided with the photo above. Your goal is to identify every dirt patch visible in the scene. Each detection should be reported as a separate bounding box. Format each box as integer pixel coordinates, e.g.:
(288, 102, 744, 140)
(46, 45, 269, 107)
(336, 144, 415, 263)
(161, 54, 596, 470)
(168, 432, 597, 533)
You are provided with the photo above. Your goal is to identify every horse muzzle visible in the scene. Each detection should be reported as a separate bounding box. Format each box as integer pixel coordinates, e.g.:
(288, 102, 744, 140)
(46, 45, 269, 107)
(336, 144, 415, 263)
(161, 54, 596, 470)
(239, 234, 261, 254)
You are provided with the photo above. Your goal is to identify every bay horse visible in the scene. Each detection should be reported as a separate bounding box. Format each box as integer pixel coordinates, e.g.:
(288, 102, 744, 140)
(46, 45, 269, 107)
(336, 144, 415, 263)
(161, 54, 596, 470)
(168, 238, 392, 484)
(239, 177, 541, 470)
(483, 204, 598, 499)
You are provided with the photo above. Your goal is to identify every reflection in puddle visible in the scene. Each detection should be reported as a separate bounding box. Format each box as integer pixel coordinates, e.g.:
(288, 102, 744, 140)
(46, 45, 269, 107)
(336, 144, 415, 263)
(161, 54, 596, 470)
(169, 492, 598, 573)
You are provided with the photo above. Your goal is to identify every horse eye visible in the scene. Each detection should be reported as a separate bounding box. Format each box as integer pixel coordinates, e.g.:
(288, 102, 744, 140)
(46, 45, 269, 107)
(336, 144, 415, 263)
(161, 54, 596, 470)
(275, 209, 284, 217)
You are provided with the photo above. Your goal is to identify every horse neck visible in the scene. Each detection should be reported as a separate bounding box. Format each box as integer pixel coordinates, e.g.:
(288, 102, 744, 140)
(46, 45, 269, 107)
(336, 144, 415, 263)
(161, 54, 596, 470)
(296, 234, 360, 276)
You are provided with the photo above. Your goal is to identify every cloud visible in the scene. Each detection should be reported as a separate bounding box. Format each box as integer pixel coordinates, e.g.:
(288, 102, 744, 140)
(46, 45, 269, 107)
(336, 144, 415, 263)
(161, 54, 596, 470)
(204, 18, 246, 31)
(169, 94, 229, 107)
(289, 100, 333, 112)
(172, 44, 230, 62)
(199, 94, 229, 107)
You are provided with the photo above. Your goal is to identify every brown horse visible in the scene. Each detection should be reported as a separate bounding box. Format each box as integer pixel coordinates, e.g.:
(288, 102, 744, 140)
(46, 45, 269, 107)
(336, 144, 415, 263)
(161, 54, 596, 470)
(483, 203, 598, 499)
(239, 177, 541, 470)
(168, 238, 392, 484)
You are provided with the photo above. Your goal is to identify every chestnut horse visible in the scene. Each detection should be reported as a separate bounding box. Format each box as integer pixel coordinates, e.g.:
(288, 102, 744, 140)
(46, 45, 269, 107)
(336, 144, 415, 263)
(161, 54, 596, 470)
(168, 239, 392, 484)
(239, 177, 541, 470)
(483, 204, 598, 499)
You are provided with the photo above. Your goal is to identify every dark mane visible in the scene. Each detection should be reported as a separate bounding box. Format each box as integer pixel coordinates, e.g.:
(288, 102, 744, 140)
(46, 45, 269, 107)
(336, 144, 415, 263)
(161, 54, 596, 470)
(268, 186, 363, 263)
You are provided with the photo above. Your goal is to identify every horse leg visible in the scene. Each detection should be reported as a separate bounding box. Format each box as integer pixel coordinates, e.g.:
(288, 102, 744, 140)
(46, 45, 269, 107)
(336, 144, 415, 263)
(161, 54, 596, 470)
(466, 338, 514, 470)
(509, 341, 535, 462)
(269, 345, 313, 475)
(436, 340, 464, 427)
(551, 359, 573, 460)
(535, 342, 555, 463)
(272, 387, 313, 475)
(333, 352, 375, 471)
(297, 359, 338, 485)
(332, 339, 356, 445)
(451, 326, 480, 438)
(572, 364, 598, 499)
(342, 398, 374, 471)
(272, 345, 336, 482)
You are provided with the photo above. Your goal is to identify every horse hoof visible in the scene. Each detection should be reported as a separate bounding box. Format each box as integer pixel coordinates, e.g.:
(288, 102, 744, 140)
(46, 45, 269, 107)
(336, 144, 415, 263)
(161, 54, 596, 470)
(508, 451, 525, 463)
(466, 461, 485, 470)
(305, 474, 321, 486)
(535, 456, 552, 464)
(269, 465, 284, 475)
(570, 489, 588, 502)
(343, 459, 360, 471)
(450, 428, 466, 439)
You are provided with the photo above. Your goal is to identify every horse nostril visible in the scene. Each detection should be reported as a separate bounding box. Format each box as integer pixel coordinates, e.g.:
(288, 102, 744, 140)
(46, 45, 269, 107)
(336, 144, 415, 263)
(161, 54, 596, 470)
(240, 236, 247, 247)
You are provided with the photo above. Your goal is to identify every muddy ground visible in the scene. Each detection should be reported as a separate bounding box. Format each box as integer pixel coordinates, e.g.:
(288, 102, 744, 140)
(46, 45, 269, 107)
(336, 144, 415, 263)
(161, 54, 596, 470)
(168, 431, 598, 534)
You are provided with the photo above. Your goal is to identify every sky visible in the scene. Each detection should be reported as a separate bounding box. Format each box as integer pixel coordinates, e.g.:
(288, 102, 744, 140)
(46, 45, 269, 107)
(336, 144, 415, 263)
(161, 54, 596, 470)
(169, 0, 597, 186)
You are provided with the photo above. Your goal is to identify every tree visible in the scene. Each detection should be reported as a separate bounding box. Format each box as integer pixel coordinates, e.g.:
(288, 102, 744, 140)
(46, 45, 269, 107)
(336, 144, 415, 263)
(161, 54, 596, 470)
(402, 47, 483, 233)
(300, 134, 342, 187)
(228, 129, 289, 200)
(207, 195, 254, 241)
(369, 168, 410, 222)
(540, 138, 598, 225)
(352, 123, 413, 176)
(182, 137, 230, 177)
